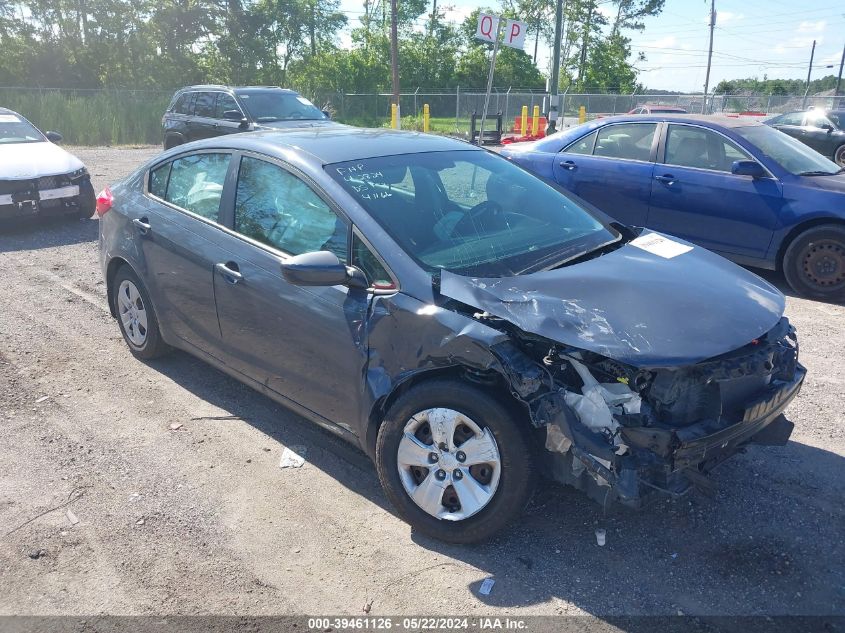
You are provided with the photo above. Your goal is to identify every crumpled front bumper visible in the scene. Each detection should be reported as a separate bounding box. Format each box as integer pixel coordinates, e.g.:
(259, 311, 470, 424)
(0, 176, 94, 219)
(543, 362, 806, 508)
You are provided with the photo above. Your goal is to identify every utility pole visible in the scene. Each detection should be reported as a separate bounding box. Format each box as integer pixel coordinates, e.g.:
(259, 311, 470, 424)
(546, 0, 564, 135)
(577, 0, 595, 84)
(835, 43, 844, 107)
(802, 39, 816, 109)
(390, 0, 400, 118)
(478, 18, 503, 146)
(702, 0, 715, 114)
(428, 0, 437, 37)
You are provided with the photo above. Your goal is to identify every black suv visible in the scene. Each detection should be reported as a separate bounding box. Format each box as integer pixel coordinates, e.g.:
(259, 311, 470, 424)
(767, 108, 845, 167)
(162, 85, 341, 149)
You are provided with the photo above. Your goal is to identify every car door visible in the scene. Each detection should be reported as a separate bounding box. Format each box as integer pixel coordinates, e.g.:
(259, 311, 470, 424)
(647, 123, 784, 259)
(139, 151, 236, 356)
(552, 122, 658, 227)
(188, 91, 220, 141)
(213, 92, 247, 136)
(211, 153, 373, 431)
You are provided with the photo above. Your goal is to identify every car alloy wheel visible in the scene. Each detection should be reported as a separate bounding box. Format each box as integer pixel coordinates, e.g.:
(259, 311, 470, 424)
(835, 145, 845, 168)
(117, 279, 148, 347)
(375, 380, 534, 543)
(397, 408, 501, 520)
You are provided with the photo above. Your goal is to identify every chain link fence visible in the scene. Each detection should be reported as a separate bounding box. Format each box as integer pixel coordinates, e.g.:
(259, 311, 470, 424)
(2, 86, 843, 144)
(314, 89, 843, 136)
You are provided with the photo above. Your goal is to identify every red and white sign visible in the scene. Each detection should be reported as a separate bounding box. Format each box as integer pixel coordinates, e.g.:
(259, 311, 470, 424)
(475, 13, 500, 44)
(503, 19, 527, 50)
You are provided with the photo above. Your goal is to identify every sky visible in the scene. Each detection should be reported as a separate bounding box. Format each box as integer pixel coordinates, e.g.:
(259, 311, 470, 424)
(334, 0, 845, 92)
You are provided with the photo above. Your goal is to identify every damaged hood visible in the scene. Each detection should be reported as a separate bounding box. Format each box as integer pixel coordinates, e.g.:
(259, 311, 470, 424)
(440, 233, 785, 368)
(0, 141, 84, 180)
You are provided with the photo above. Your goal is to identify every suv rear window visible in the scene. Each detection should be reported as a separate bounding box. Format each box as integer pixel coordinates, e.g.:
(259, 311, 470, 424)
(173, 93, 193, 115)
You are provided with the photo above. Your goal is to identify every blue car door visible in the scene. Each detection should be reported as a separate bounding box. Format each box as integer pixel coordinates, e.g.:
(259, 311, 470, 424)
(210, 154, 372, 433)
(647, 123, 784, 259)
(552, 122, 658, 227)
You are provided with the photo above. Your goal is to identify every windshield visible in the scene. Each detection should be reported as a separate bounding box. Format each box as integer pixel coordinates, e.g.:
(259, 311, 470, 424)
(327, 150, 618, 276)
(0, 113, 45, 144)
(235, 91, 326, 122)
(735, 124, 841, 175)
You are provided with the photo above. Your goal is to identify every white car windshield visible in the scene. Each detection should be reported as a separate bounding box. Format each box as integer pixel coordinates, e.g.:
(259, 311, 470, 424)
(0, 114, 45, 144)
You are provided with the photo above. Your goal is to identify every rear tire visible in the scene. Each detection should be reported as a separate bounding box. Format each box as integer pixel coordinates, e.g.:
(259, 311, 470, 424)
(375, 380, 535, 544)
(782, 224, 845, 301)
(112, 265, 170, 359)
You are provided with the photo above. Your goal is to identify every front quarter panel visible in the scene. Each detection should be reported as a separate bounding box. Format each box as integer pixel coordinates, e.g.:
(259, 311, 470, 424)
(361, 292, 513, 456)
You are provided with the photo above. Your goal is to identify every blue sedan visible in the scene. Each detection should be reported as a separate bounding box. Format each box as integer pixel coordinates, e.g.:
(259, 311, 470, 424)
(501, 114, 845, 300)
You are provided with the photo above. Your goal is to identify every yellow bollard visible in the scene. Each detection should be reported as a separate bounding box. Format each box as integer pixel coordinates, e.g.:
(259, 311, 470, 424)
(531, 105, 540, 136)
(391, 103, 398, 129)
(579, 105, 586, 124)
(520, 105, 528, 135)
(423, 104, 430, 133)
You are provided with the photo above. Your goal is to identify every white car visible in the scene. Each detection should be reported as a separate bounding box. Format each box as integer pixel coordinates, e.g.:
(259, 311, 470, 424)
(0, 107, 95, 222)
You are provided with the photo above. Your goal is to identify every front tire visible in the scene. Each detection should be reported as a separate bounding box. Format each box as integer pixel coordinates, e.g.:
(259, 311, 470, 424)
(783, 224, 845, 301)
(834, 144, 845, 168)
(112, 265, 170, 359)
(375, 380, 534, 544)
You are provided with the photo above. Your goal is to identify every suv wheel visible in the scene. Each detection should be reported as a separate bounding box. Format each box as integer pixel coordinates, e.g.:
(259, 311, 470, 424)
(375, 380, 534, 543)
(112, 265, 170, 359)
(783, 224, 845, 300)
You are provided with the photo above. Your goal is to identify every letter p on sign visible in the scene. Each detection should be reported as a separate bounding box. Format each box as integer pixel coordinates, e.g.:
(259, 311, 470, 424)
(504, 19, 527, 50)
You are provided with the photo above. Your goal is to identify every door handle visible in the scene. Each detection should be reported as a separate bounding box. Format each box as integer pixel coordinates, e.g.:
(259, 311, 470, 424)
(559, 160, 578, 170)
(215, 262, 243, 284)
(132, 217, 151, 234)
(654, 174, 676, 185)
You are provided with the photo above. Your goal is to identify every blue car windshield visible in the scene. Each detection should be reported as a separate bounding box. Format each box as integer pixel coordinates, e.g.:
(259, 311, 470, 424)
(736, 124, 841, 175)
(327, 150, 619, 277)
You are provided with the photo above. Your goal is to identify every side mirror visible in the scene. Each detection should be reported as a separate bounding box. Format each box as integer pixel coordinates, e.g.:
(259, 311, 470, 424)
(222, 109, 243, 121)
(46, 131, 63, 143)
(823, 124, 834, 133)
(322, 110, 332, 120)
(280, 251, 367, 289)
(731, 160, 766, 178)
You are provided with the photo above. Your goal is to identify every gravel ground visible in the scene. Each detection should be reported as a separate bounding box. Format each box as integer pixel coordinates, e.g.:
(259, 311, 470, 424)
(0, 146, 843, 618)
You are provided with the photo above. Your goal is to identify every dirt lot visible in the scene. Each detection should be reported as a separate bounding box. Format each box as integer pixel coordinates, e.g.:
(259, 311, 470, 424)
(0, 146, 843, 618)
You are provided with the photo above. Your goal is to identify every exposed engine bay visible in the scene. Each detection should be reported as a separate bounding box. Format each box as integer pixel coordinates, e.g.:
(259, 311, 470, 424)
(482, 315, 805, 507)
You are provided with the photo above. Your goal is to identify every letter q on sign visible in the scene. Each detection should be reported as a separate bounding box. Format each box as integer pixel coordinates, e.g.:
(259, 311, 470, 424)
(475, 13, 499, 43)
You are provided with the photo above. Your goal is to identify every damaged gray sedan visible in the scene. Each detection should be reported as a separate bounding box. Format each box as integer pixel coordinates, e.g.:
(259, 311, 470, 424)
(99, 128, 805, 543)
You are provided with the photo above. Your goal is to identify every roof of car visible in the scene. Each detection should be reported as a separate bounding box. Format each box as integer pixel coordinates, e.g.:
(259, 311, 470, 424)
(177, 85, 297, 93)
(185, 127, 480, 165)
(596, 113, 764, 128)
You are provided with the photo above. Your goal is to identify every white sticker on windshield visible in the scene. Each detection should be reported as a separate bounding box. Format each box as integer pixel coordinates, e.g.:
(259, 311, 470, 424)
(630, 233, 693, 259)
(296, 96, 314, 106)
(0, 114, 21, 123)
